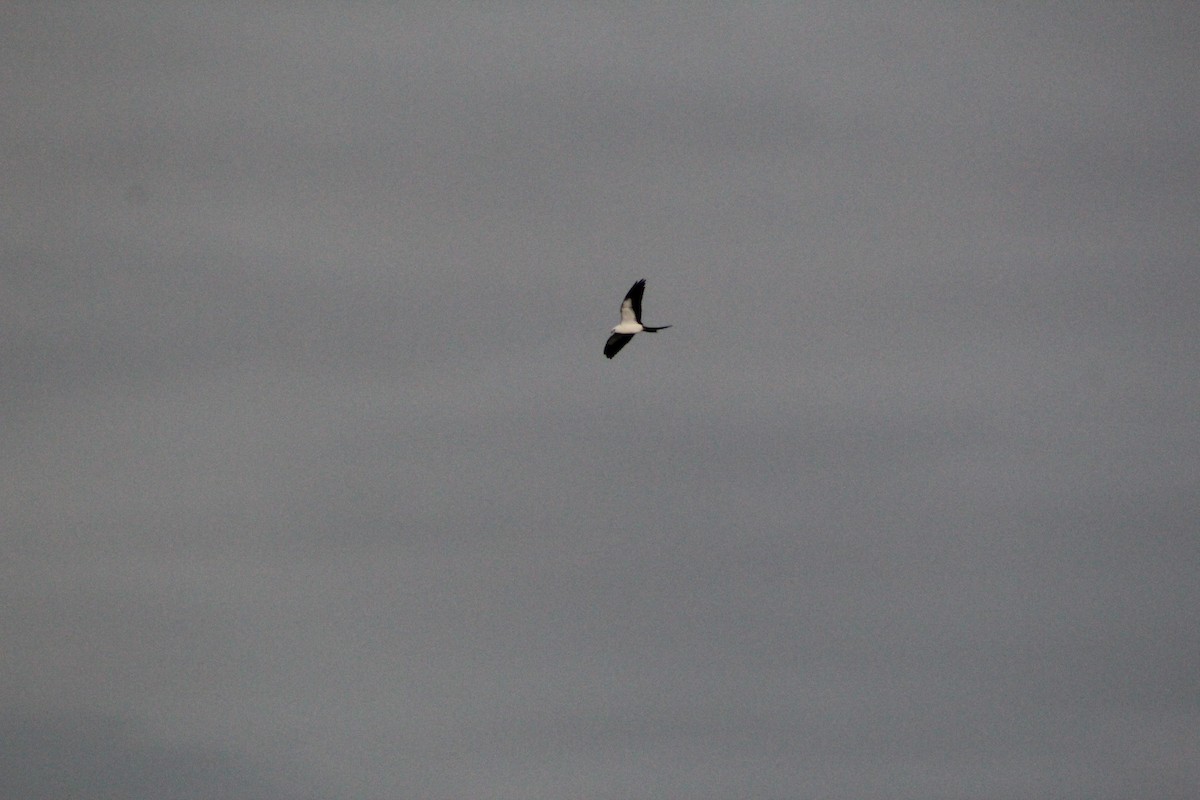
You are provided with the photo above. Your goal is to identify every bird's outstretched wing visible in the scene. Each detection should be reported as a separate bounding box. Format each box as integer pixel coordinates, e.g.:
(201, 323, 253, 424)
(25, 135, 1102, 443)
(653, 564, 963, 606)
(604, 332, 634, 359)
(621, 279, 646, 324)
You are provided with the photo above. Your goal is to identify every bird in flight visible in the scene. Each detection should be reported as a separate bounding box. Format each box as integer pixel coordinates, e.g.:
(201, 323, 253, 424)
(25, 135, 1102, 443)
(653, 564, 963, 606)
(604, 279, 672, 359)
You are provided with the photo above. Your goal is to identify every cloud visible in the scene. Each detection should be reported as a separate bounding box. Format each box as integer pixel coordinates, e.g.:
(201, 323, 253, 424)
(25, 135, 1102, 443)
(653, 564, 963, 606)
(3, 3, 1198, 798)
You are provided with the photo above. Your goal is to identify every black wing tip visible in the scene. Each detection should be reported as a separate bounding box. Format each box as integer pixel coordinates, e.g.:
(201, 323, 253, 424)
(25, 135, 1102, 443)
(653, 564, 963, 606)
(625, 280, 647, 321)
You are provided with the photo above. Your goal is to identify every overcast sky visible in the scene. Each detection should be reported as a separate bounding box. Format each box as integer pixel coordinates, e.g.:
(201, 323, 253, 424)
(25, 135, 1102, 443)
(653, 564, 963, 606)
(3, 3, 1198, 798)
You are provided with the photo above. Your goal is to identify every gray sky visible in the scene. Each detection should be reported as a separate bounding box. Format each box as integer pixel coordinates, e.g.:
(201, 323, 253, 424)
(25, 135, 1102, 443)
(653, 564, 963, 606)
(3, 3, 1198, 798)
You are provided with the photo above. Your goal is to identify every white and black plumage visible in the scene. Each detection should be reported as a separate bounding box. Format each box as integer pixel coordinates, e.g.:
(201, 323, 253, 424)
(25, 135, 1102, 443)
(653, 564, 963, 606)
(604, 279, 672, 359)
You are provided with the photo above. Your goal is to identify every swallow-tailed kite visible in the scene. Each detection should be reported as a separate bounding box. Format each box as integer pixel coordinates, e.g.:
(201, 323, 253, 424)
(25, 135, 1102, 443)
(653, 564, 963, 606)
(604, 279, 672, 359)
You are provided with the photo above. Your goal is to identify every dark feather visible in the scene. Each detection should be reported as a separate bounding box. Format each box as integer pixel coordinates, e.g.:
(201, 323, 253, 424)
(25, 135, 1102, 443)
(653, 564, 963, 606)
(624, 279, 646, 322)
(604, 332, 635, 359)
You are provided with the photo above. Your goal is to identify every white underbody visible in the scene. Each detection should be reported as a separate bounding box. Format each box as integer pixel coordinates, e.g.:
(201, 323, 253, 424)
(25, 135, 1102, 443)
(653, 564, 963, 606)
(612, 299, 642, 334)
